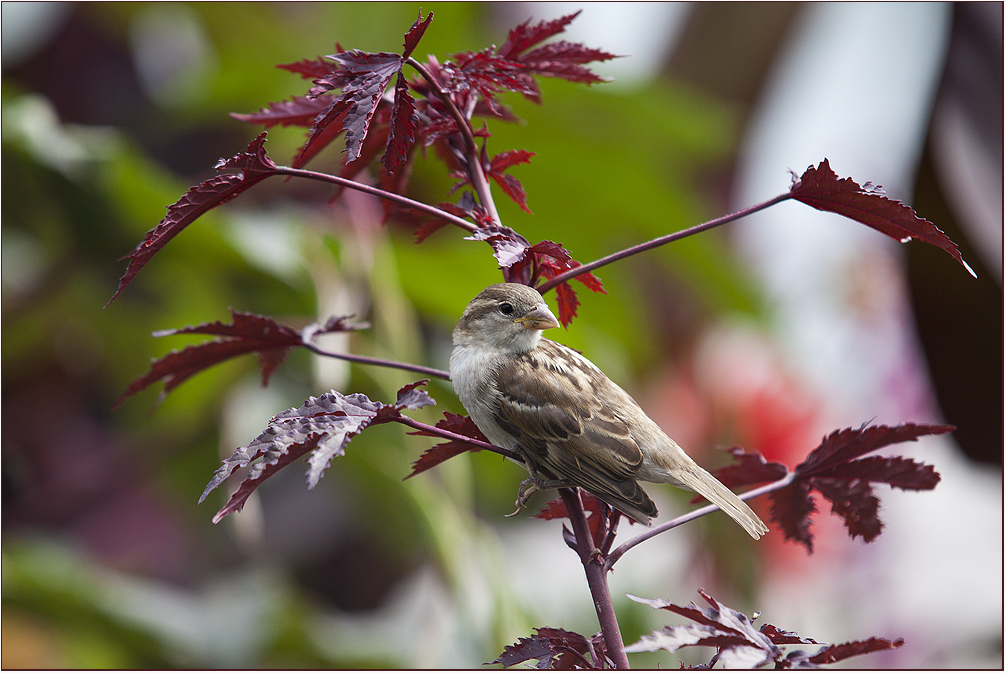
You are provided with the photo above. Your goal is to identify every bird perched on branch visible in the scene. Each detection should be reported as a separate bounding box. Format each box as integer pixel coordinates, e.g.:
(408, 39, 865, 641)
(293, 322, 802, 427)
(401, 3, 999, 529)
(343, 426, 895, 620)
(449, 282, 768, 540)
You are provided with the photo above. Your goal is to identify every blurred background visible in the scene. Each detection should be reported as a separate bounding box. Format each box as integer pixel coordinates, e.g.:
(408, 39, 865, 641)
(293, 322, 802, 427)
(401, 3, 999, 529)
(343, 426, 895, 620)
(2, 2, 1001, 668)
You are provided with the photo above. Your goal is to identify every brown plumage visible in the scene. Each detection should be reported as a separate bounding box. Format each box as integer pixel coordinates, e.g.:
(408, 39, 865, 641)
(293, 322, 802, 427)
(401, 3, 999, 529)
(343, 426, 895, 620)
(449, 283, 768, 539)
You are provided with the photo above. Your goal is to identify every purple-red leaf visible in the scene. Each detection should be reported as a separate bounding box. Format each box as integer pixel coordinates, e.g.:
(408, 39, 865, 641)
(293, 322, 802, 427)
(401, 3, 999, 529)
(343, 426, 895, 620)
(108, 133, 277, 305)
(498, 12, 581, 60)
(231, 96, 332, 128)
(294, 51, 405, 168)
(713, 446, 789, 490)
(291, 98, 352, 168)
(466, 223, 532, 268)
(443, 49, 537, 107)
(492, 627, 607, 669)
(819, 454, 940, 490)
(114, 310, 365, 409)
(808, 637, 904, 665)
(490, 173, 531, 213)
(517, 41, 618, 84)
(402, 11, 433, 59)
(706, 426, 944, 550)
(488, 149, 535, 213)
(331, 51, 404, 162)
(490, 148, 536, 171)
(795, 423, 953, 479)
(203, 382, 434, 521)
(526, 241, 606, 326)
(410, 195, 479, 242)
(382, 72, 418, 175)
(759, 624, 820, 645)
(496, 12, 616, 88)
(277, 56, 343, 80)
(404, 412, 488, 479)
(625, 590, 775, 668)
(627, 590, 903, 669)
(789, 159, 975, 277)
(769, 480, 817, 553)
(811, 477, 883, 542)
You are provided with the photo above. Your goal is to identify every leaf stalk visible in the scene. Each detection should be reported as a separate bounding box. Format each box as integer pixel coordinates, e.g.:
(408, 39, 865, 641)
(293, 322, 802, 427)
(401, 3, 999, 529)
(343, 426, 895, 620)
(406, 56, 502, 225)
(604, 471, 796, 571)
(537, 192, 792, 294)
(301, 340, 451, 380)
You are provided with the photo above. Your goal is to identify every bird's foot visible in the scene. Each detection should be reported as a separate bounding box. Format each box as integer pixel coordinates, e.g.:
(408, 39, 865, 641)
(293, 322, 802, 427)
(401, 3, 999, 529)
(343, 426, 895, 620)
(505, 465, 575, 517)
(505, 478, 541, 517)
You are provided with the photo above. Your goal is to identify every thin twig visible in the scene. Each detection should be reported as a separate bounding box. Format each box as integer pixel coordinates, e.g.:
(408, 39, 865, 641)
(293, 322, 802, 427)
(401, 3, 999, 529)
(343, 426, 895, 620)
(394, 414, 523, 463)
(301, 341, 451, 380)
(604, 472, 796, 571)
(406, 56, 501, 225)
(537, 192, 793, 294)
(272, 165, 478, 233)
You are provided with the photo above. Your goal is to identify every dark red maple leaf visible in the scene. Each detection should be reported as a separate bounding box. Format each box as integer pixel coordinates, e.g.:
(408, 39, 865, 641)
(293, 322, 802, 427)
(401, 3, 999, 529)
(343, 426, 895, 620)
(812, 477, 882, 542)
(382, 73, 419, 175)
(806, 637, 905, 665)
(492, 626, 610, 669)
(404, 412, 489, 479)
(712, 446, 789, 490)
(289, 12, 433, 170)
(113, 310, 365, 409)
(713, 423, 949, 552)
(203, 381, 434, 522)
(441, 49, 537, 113)
(517, 41, 619, 84)
(498, 12, 581, 60)
(108, 133, 278, 306)
(435, 10, 614, 116)
(230, 96, 332, 128)
(277, 54, 344, 80)
(296, 50, 404, 167)
(497, 11, 617, 88)
(769, 480, 817, 551)
(488, 149, 535, 213)
(626, 590, 903, 668)
(401, 10, 433, 59)
(789, 159, 975, 277)
(793, 422, 951, 479)
(467, 223, 532, 268)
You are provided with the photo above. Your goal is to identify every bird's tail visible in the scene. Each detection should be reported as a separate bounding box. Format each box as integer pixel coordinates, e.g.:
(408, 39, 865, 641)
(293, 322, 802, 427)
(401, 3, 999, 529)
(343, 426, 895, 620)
(673, 464, 769, 540)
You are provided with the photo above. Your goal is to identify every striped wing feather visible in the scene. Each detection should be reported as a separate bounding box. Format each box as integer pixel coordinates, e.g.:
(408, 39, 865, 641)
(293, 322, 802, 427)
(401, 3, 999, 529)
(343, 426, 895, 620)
(493, 339, 658, 523)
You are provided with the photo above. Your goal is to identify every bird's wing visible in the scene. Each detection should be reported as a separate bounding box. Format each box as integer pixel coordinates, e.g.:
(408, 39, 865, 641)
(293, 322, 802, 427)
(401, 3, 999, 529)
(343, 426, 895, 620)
(492, 339, 657, 522)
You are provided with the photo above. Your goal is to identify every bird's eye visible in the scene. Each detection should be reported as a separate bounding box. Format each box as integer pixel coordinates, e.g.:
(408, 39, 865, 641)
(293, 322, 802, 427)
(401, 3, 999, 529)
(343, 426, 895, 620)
(499, 302, 514, 315)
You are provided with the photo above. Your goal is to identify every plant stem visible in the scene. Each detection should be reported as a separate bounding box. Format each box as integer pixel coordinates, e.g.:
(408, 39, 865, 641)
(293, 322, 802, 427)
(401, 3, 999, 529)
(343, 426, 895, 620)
(301, 341, 451, 380)
(537, 192, 793, 294)
(560, 488, 630, 669)
(394, 415, 524, 463)
(604, 472, 796, 571)
(273, 165, 478, 233)
(407, 56, 502, 225)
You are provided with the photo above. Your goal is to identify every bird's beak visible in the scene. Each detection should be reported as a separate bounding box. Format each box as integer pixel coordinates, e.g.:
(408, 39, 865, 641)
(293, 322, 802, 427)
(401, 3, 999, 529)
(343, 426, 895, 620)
(515, 304, 560, 330)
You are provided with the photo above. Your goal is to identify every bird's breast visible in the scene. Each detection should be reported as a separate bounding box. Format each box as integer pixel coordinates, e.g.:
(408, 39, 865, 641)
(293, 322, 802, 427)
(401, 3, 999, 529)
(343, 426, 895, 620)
(449, 345, 514, 446)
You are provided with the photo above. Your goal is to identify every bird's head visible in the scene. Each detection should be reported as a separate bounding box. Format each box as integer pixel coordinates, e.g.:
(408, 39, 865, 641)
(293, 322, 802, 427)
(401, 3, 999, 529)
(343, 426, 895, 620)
(453, 283, 560, 352)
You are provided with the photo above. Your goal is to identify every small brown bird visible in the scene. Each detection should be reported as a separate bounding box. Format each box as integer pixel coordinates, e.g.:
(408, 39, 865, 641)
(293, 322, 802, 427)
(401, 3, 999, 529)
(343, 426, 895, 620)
(449, 283, 768, 540)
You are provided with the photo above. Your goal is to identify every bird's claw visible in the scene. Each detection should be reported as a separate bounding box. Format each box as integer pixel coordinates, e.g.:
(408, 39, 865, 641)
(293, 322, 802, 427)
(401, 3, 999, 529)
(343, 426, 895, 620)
(506, 464, 576, 518)
(506, 478, 541, 517)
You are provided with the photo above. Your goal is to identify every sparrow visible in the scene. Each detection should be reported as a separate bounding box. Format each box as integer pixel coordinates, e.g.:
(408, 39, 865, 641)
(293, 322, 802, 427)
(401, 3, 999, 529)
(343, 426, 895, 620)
(449, 283, 768, 540)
